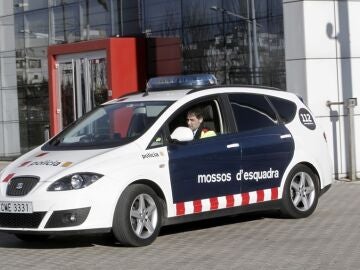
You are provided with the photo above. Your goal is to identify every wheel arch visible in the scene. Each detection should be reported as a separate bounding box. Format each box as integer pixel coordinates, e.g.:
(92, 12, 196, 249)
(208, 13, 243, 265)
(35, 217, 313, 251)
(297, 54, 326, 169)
(130, 179, 168, 217)
(280, 162, 321, 218)
(295, 162, 321, 191)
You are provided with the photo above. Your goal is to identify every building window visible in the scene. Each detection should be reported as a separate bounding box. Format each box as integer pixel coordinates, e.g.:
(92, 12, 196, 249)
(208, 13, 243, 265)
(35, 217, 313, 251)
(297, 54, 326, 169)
(141, 0, 285, 89)
(0, 0, 286, 157)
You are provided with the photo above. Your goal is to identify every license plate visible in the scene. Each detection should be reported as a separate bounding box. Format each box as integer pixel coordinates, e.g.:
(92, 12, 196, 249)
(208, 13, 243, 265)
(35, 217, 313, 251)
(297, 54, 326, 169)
(0, 201, 33, 213)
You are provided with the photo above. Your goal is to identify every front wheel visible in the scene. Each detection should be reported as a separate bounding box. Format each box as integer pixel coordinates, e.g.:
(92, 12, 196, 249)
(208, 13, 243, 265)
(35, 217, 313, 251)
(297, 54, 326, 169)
(281, 165, 319, 218)
(112, 184, 163, 246)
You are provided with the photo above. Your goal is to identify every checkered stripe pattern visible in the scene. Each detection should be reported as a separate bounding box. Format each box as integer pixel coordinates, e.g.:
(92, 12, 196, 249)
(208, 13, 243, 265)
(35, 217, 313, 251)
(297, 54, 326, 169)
(176, 187, 280, 216)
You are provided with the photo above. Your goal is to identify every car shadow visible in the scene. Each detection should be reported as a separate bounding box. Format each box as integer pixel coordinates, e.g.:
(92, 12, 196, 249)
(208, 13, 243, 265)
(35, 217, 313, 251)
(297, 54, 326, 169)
(160, 210, 282, 236)
(0, 232, 117, 249)
(0, 210, 282, 249)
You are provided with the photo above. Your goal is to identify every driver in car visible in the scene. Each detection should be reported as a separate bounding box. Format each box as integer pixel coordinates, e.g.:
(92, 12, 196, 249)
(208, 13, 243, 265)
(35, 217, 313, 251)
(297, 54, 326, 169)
(186, 107, 216, 139)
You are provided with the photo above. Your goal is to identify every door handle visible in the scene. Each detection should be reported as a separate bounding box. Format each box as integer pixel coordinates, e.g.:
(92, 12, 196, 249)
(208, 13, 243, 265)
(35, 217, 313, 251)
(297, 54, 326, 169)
(227, 143, 240, 149)
(280, 134, 292, 139)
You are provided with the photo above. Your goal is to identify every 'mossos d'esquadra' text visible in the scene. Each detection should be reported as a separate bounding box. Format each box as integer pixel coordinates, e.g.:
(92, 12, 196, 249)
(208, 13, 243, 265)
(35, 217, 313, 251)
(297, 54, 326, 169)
(197, 168, 279, 184)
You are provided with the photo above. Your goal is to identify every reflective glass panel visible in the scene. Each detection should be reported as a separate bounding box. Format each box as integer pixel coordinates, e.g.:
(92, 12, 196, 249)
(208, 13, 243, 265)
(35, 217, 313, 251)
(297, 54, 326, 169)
(25, 47, 48, 85)
(51, 4, 81, 44)
(20, 120, 49, 153)
(115, 0, 140, 36)
(59, 62, 75, 128)
(89, 58, 108, 106)
(80, 0, 111, 40)
(15, 14, 25, 50)
(18, 81, 49, 153)
(51, 0, 78, 6)
(24, 9, 49, 48)
(13, 0, 25, 14)
(23, 0, 49, 11)
(182, 0, 222, 27)
(16, 49, 26, 86)
(142, 0, 182, 34)
(141, 0, 285, 89)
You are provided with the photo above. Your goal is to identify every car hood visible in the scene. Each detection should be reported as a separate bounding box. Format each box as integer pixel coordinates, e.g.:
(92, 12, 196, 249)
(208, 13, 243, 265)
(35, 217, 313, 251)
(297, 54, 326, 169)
(0, 147, 117, 183)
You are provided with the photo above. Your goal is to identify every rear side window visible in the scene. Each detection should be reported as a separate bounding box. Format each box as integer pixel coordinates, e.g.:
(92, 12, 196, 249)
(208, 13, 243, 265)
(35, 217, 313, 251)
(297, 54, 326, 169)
(267, 96, 297, 123)
(229, 94, 277, 133)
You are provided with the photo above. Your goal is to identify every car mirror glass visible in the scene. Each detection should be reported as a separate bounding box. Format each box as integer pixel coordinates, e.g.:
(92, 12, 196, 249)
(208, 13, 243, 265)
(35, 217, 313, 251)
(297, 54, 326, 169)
(170, 127, 194, 142)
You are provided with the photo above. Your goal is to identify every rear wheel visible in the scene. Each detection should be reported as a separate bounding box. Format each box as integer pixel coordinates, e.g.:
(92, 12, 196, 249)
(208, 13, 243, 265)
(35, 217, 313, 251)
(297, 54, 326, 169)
(281, 165, 319, 218)
(112, 184, 162, 246)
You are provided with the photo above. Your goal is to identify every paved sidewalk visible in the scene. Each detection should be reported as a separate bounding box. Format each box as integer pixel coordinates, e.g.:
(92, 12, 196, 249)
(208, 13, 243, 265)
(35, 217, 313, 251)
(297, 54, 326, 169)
(0, 180, 359, 269)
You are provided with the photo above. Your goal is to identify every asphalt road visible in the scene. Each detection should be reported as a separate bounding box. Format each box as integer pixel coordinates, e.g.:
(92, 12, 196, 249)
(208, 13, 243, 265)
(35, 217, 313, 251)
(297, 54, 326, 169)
(0, 180, 359, 270)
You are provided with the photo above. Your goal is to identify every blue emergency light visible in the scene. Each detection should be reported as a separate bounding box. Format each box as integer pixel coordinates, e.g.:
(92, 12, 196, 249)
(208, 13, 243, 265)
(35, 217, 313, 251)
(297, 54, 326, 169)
(146, 74, 218, 91)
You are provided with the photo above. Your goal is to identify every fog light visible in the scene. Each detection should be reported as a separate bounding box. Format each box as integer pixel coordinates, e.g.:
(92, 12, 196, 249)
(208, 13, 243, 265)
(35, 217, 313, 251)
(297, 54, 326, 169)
(45, 207, 91, 228)
(69, 214, 77, 222)
(62, 213, 77, 224)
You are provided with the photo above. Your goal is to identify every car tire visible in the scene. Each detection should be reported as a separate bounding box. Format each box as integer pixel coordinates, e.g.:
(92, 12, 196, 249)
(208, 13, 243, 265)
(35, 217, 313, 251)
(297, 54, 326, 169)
(281, 164, 319, 219)
(112, 184, 163, 247)
(15, 234, 50, 242)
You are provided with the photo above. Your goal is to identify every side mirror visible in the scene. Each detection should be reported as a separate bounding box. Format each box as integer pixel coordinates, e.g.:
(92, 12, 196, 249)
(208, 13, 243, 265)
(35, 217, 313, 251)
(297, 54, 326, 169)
(170, 127, 194, 142)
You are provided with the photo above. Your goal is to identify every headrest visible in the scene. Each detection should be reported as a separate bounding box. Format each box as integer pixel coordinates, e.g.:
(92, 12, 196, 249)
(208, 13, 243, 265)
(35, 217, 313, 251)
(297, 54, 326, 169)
(202, 105, 213, 121)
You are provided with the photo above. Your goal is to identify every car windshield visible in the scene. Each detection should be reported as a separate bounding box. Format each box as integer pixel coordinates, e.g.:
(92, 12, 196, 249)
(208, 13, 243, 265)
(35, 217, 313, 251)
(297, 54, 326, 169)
(43, 101, 172, 150)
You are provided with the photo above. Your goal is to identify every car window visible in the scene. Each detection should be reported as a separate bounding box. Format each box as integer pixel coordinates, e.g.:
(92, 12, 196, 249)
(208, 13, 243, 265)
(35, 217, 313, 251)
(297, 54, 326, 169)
(229, 93, 277, 133)
(267, 96, 297, 123)
(43, 101, 172, 150)
(149, 129, 166, 148)
(168, 99, 224, 140)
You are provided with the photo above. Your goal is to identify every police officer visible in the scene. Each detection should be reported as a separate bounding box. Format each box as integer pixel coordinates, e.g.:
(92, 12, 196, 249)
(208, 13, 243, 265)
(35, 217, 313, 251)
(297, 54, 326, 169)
(186, 107, 216, 139)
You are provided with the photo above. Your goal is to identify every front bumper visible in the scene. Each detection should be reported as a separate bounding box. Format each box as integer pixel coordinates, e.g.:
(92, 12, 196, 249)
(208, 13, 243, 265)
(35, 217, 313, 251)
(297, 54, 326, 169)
(0, 181, 118, 233)
(0, 228, 112, 236)
(0, 207, 93, 229)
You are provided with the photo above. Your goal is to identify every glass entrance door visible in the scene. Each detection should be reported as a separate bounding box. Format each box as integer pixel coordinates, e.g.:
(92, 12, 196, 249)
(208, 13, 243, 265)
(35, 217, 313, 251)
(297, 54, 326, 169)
(58, 61, 75, 128)
(57, 51, 108, 130)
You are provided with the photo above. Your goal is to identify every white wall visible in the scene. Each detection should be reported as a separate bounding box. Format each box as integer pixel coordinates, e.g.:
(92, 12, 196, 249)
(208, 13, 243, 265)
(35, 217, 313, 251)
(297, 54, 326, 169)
(283, 0, 360, 179)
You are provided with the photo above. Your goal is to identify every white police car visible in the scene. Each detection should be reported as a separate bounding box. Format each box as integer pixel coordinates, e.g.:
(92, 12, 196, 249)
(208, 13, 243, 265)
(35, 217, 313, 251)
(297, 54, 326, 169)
(0, 74, 333, 246)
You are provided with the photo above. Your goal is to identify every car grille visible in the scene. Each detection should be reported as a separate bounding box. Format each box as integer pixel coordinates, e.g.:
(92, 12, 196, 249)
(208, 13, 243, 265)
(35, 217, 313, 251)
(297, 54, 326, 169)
(0, 212, 46, 228)
(6, 177, 39, 196)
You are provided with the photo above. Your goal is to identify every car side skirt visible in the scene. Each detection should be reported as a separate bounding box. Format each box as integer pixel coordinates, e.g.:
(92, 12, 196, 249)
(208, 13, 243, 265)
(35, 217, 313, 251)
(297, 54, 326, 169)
(163, 199, 281, 226)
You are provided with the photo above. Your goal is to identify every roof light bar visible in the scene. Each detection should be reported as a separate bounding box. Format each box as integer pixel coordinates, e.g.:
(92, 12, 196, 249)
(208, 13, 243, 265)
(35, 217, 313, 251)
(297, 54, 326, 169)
(146, 74, 218, 91)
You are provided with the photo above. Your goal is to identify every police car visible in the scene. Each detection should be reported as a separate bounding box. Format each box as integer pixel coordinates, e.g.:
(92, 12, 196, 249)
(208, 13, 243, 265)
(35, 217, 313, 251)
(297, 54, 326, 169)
(0, 74, 333, 246)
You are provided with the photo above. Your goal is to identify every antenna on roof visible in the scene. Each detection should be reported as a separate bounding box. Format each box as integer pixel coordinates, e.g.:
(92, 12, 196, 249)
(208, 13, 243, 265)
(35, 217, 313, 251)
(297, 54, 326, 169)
(143, 81, 150, 96)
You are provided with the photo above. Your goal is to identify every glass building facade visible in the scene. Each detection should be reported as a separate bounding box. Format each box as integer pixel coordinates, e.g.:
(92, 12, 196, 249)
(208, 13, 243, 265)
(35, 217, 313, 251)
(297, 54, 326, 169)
(0, 0, 285, 158)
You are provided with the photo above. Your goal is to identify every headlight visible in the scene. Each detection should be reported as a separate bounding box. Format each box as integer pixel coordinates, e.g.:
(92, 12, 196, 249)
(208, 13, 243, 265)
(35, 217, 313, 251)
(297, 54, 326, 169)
(47, 173, 103, 191)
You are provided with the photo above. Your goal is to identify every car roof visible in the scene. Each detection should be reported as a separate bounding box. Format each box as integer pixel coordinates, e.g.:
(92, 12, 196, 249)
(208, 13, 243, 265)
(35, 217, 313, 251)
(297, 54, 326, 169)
(105, 85, 298, 104)
(116, 89, 192, 102)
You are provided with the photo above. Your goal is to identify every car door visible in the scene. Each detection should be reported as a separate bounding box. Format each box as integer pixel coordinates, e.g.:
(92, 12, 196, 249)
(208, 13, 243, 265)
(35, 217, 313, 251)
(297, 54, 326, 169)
(228, 93, 295, 195)
(166, 97, 242, 205)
